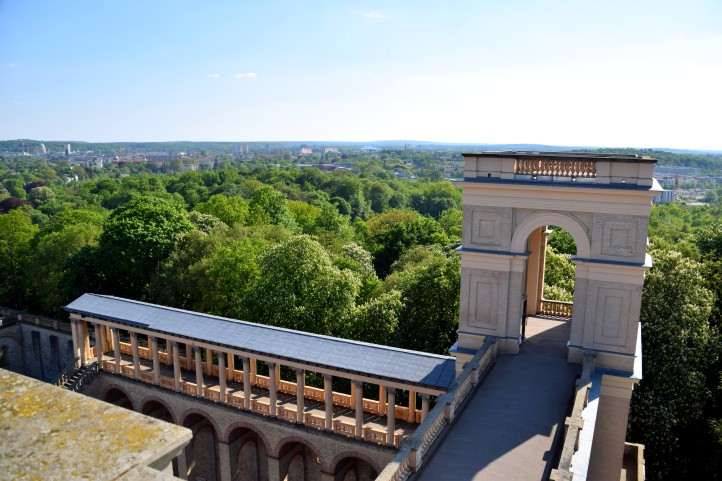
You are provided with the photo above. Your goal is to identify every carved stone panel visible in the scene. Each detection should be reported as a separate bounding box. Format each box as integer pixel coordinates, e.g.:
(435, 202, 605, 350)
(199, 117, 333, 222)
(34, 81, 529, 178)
(583, 281, 641, 354)
(463, 206, 513, 250)
(591, 214, 648, 261)
(459, 267, 509, 336)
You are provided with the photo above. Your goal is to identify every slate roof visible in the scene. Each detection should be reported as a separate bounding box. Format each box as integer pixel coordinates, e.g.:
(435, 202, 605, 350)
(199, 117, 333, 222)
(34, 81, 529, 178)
(65, 293, 456, 391)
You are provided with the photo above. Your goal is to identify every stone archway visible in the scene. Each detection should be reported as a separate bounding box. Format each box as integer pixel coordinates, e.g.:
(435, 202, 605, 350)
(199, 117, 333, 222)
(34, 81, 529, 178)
(228, 425, 270, 481)
(453, 152, 657, 372)
(277, 439, 322, 481)
(141, 398, 176, 423)
(183, 411, 219, 481)
(103, 387, 133, 410)
(332, 456, 378, 481)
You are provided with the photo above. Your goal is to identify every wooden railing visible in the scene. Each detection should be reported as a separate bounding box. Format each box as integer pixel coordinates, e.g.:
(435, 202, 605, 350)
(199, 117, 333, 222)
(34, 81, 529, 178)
(514, 158, 597, 178)
(375, 340, 498, 481)
(539, 299, 573, 318)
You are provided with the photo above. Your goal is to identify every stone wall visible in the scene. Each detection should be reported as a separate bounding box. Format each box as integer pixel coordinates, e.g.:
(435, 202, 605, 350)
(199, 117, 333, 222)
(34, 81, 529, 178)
(85, 372, 393, 481)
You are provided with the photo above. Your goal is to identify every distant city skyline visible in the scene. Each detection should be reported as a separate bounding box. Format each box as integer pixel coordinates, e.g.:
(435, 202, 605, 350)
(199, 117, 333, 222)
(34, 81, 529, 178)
(1, 0, 721, 150)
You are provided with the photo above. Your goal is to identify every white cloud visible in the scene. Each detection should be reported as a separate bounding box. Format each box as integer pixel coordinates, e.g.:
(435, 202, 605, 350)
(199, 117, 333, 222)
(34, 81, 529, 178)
(207, 73, 221, 79)
(234, 72, 257, 80)
(360, 11, 385, 22)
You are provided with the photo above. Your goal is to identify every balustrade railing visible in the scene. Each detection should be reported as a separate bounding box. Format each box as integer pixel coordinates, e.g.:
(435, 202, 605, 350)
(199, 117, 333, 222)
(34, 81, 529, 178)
(539, 299, 573, 318)
(514, 158, 597, 178)
(375, 340, 498, 481)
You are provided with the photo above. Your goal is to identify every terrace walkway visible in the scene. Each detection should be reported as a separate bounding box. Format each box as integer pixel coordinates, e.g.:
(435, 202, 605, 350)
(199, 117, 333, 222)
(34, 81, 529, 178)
(415, 317, 579, 481)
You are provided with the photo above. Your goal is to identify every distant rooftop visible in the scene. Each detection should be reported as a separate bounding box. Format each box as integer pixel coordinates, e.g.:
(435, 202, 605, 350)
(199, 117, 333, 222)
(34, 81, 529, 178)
(0, 368, 191, 481)
(65, 294, 456, 392)
(462, 151, 657, 163)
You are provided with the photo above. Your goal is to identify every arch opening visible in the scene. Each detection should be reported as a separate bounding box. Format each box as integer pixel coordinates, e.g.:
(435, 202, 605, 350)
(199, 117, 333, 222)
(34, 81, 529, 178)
(278, 440, 322, 481)
(228, 426, 269, 481)
(333, 457, 378, 481)
(103, 387, 133, 410)
(183, 412, 219, 481)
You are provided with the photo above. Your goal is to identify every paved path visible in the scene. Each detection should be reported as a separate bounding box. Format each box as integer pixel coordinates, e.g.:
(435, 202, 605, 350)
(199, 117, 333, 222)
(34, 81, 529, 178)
(415, 318, 579, 481)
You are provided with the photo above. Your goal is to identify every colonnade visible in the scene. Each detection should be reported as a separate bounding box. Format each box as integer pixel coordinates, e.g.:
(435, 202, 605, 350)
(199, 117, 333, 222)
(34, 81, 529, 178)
(70, 315, 436, 448)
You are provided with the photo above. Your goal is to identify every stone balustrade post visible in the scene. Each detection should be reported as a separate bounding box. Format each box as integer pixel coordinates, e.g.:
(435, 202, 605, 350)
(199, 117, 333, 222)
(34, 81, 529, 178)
(151, 336, 160, 385)
(386, 389, 396, 446)
(268, 361, 277, 417)
(172, 341, 181, 392)
(353, 380, 364, 438)
(218, 351, 227, 403)
(130, 331, 140, 378)
(324, 374, 333, 430)
(295, 368, 305, 424)
(242, 357, 251, 410)
(94, 323, 104, 365)
(194, 347, 204, 397)
(112, 327, 121, 374)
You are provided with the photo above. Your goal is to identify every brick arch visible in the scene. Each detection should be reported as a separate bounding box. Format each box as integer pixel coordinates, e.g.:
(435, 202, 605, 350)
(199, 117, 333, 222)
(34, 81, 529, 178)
(102, 384, 135, 411)
(327, 451, 384, 476)
(139, 396, 178, 424)
(273, 435, 323, 462)
(222, 420, 273, 452)
(179, 407, 223, 438)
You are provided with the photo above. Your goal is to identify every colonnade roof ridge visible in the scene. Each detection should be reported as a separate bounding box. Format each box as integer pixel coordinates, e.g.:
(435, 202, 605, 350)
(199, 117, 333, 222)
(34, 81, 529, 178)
(65, 293, 456, 391)
(461, 151, 658, 163)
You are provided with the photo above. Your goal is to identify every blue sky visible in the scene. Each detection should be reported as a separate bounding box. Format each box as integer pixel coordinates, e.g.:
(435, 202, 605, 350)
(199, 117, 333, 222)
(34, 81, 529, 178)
(1, 0, 721, 149)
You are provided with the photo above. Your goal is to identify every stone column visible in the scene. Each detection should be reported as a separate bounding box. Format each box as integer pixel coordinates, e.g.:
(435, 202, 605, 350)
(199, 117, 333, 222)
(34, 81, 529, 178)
(130, 331, 140, 378)
(353, 380, 363, 438)
(172, 341, 181, 392)
(205, 348, 213, 374)
(151, 337, 160, 385)
(408, 390, 417, 423)
(112, 328, 121, 374)
(94, 323, 104, 365)
(421, 394, 430, 421)
(70, 319, 80, 368)
(379, 385, 386, 413)
(80, 321, 89, 367)
(194, 347, 204, 397)
(524, 226, 547, 315)
(268, 361, 278, 417)
(185, 343, 193, 370)
(386, 389, 396, 446)
(218, 351, 227, 403)
(295, 368, 305, 424)
(587, 375, 637, 481)
(324, 374, 333, 430)
(243, 357, 252, 410)
(267, 456, 281, 481)
(250, 357, 257, 384)
(217, 441, 232, 481)
(226, 352, 234, 380)
(320, 473, 334, 481)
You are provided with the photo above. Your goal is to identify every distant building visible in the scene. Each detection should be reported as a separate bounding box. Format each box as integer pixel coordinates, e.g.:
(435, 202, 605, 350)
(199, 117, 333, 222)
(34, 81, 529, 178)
(654, 189, 677, 204)
(299, 146, 313, 156)
(64, 144, 72, 156)
(39, 143, 47, 154)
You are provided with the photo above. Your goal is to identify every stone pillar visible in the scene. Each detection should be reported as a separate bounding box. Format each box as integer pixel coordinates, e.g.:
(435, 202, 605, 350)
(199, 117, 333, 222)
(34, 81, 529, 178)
(379, 385, 386, 413)
(524, 226, 547, 315)
(205, 348, 213, 374)
(70, 319, 80, 368)
(243, 357, 252, 410)
(112, 328, 121, 374)
(185, 343, 193, 370)
(408, 390, 417, 423)
(386, 389, 396, 446)
(267, 456, 281, 481)
(226, 352, 234, 380)
(421, 394, 430, 421)
(320, 473, 334, 481)
(353, 380, 364, 438)
(172, 341, 181, 392)
(587, 375, 637, 481)
(80, 321, 89, 367)
(151, 336, 160, 385)
(176, 452, 189, 480)
(295, 368, 305, 424)
(218, 351, 227, 403)
(268, 361, 278, 417)
(217, 441, 232, 481)
(194, 347, 204, 397)
(130, 331, 140, 378)
(324, 374, 333, 430)
(94, 323, 104, 364)
(250, 357, 257, 384)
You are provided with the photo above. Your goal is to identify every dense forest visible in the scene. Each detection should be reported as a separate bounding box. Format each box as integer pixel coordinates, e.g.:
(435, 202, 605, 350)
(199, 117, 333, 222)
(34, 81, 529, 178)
(1, 154, 721, 481)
